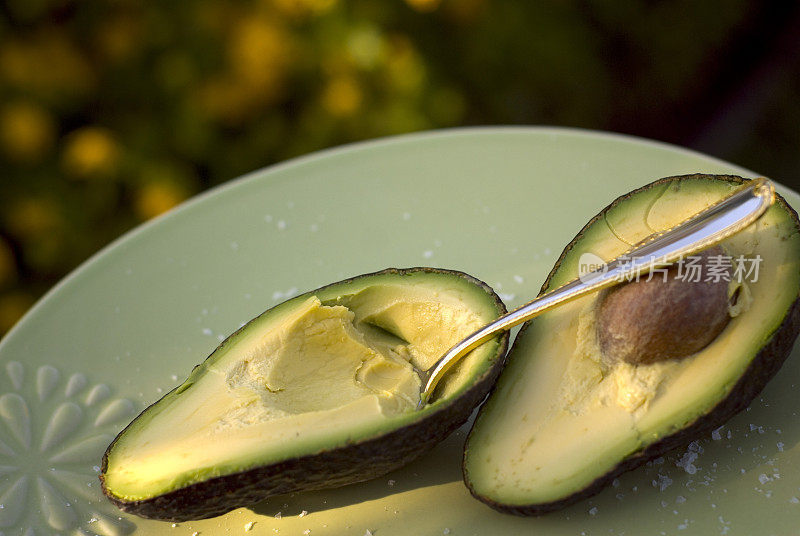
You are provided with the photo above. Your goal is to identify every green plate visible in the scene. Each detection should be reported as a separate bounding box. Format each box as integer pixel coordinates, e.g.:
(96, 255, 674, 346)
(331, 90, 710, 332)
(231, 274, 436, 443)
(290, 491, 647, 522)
(1, 127, 798, 536)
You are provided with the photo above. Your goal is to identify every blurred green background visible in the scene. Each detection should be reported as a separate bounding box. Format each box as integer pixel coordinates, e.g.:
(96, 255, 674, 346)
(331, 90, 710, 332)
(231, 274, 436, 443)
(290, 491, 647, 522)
(1, 0, 800, 337)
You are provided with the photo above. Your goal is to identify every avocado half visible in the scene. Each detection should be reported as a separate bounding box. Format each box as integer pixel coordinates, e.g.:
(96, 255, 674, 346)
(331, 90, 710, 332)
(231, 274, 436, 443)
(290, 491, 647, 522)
(463, 174, 800, 515)
(101, 267, 509, 521)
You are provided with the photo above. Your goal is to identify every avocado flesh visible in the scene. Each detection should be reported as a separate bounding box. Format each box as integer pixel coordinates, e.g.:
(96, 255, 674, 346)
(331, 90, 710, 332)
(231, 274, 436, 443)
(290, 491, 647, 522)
(102, 268, 508, 519)
(464, 175, 800, 512)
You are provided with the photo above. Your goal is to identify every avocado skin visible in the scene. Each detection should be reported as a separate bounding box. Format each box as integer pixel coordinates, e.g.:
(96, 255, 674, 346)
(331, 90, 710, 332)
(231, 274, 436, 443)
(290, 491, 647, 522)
(463, 174, 800, 516)
(100, 267, 509, 521)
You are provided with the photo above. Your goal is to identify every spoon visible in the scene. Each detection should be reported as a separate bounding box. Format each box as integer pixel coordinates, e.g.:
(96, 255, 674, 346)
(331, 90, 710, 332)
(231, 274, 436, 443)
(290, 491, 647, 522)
(417, 177, 775, 409)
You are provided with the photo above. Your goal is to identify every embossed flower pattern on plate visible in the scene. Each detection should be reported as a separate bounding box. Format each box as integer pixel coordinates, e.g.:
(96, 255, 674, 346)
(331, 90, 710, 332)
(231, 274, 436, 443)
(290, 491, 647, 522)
(0, 361, 138, 535)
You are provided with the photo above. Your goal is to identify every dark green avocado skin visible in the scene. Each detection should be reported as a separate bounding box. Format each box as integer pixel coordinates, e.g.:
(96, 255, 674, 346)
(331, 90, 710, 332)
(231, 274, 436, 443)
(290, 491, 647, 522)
(100, 267, 509, 521)
(464, 174, 800, 516)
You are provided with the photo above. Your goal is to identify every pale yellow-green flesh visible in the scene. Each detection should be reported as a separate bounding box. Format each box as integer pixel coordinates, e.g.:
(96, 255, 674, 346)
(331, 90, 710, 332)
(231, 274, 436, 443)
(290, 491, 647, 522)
(466, 179, 800, 506)
(105, 278, 496, 501)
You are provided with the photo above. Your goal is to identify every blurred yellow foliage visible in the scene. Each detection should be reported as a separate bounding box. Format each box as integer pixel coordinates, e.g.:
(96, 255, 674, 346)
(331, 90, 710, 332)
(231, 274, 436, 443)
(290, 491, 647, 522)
(134, 181, 188, 221)
(386, 37, 426, 94)
(4, 196, 61, 239)
(0, 101, 56, 162)
(442, 0, 486, 22)
(0, 239, 16, 288)
(197, 16, 294, 124)
(346, 26, 387, 70)
(0, 291, 35, 334)
(229, 17, 292, 90)
(404, 0, 442, 12)
(322, 75, 363, 117)
(61, 127, 121, 179)
(0, 30, 95, 97)
(271, 0, 338, 17)
(95, 12, 143, 63)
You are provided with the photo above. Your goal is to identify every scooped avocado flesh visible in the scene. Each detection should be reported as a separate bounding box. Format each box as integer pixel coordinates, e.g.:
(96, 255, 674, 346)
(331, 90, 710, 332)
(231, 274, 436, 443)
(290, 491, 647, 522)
(464, 176, 800, 511)
(103, 272, 497, 504)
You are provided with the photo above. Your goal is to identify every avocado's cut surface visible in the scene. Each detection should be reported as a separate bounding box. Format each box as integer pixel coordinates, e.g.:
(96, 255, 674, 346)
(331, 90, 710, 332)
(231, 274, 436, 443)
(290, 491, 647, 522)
(463, 174, 800, 515)
(102, 267, 508, 521)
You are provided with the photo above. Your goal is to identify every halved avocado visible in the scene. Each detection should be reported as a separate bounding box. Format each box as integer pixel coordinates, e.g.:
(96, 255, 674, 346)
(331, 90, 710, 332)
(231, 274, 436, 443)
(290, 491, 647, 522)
(101, 267, 508, 521)
(463, 174, 800, 515)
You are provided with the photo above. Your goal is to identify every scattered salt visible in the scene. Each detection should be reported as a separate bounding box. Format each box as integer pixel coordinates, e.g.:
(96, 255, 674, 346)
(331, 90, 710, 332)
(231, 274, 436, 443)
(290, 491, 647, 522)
(777, 442, 785, 452)
(423, 250, 433, 259)
(513, 275, 524, 284)
(790, 496, 799, 504)
(588, 506, 598, 516)
(244, 522, 254, 531)
(758, 474, 772, 485)
(299, 510, 308, 517)
(303, 530, 310, 535)
(443, 529, 451, 535)
(711, 426, 724, 440)
(654, 474, 673, 491)
(402, 212, 411, 220)
(277, 220, 287, 230)
(676, 450, 699, 475)
(274, 512, 282, 519)
(675, 495, 686, 504)
(388, 479, 396, 487)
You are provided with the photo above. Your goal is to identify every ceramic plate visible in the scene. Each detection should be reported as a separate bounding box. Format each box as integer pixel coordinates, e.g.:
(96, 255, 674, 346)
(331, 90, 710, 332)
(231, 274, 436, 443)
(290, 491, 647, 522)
(2, 127, 798, 536)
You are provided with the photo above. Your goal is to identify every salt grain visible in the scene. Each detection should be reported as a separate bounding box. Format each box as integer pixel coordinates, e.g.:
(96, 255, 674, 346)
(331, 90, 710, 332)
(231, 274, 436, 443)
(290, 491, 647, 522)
(654, 474, 673, 491)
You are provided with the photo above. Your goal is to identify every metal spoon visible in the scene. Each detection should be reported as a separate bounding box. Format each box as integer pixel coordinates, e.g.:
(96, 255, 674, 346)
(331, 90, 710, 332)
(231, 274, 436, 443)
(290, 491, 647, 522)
(417, 177, 775, 409)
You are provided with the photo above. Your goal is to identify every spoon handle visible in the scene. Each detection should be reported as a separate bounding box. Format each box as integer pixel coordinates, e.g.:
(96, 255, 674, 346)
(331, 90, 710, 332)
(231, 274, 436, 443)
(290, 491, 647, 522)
(418, 177, 775, 408)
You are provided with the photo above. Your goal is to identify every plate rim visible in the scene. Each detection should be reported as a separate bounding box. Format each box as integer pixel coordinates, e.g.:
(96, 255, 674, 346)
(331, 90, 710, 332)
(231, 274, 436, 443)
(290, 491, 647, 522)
(0, 125, 785, 350)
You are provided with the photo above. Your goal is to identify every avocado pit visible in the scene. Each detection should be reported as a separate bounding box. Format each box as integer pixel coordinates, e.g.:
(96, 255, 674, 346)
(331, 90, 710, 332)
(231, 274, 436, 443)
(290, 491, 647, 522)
(597, 246, 732, 365)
